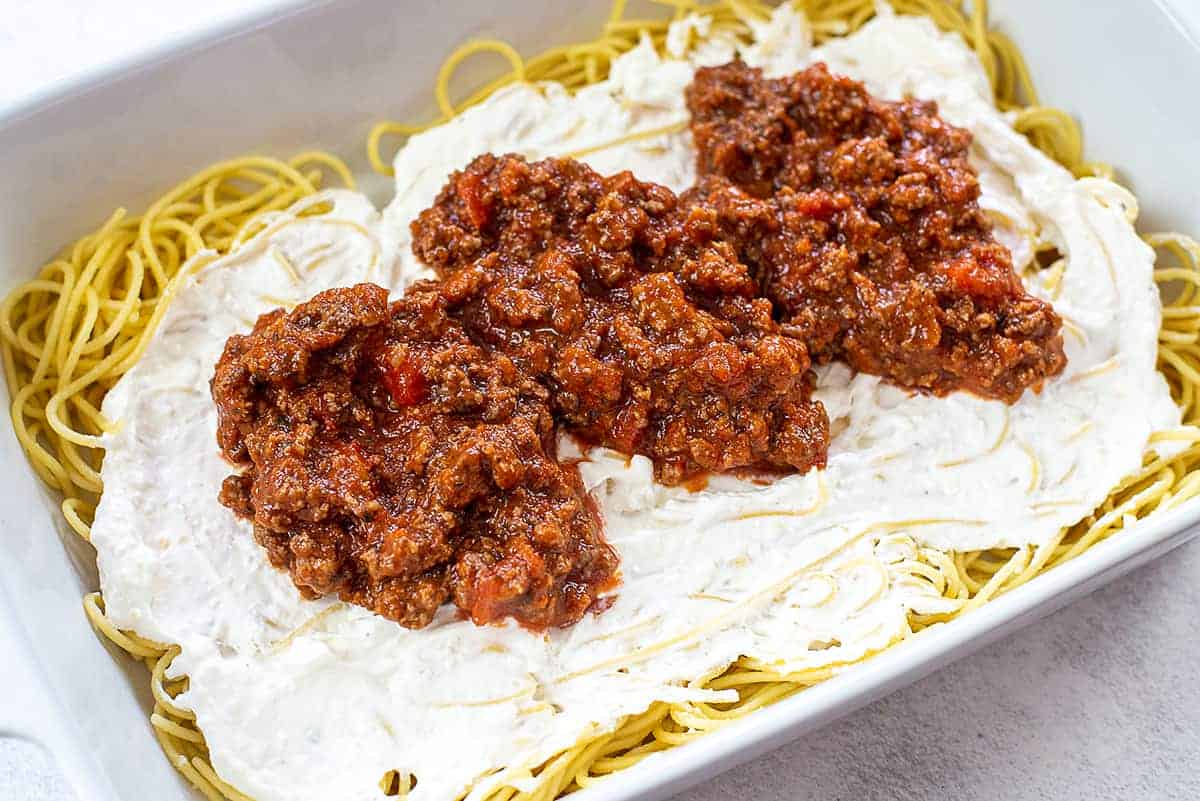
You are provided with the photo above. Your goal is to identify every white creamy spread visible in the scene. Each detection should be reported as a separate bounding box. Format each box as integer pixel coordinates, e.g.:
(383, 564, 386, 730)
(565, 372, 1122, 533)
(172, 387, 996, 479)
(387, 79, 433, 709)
(89, 8, 1178, 801)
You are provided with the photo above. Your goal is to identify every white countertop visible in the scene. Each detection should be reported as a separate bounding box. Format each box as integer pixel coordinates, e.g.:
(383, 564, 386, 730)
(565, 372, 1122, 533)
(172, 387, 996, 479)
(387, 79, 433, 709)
(1, 3, 1198, 801)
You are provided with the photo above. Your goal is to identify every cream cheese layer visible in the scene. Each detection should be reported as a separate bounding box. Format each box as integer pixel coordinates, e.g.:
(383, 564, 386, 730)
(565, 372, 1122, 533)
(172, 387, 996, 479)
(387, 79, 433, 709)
(90, 8, 1176, 801)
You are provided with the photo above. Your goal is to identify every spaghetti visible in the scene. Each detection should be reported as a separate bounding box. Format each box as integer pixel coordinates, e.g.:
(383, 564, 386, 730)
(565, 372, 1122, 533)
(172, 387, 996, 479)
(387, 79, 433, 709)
(3, 2, 1200, 800)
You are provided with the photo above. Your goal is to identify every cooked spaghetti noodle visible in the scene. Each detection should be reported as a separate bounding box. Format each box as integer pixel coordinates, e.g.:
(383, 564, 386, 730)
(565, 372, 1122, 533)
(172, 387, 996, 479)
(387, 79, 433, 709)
(3, 2, 1200, 801)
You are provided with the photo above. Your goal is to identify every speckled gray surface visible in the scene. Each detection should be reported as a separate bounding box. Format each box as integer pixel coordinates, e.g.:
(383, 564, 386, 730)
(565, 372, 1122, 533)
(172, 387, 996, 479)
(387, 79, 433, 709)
(3, 538, 1196, 801)
(674, 538, 1200, 801)
(0, 739, 74, 801)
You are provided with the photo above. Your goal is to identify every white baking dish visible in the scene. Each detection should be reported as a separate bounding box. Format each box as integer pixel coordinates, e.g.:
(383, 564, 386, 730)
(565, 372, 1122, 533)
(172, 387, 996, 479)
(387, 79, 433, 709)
(2, 2, 1199, 800)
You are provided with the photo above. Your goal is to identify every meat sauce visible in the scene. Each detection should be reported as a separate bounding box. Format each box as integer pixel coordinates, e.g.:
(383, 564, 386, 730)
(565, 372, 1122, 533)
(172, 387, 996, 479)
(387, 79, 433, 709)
(213, 283, 618, 629)
(686, 61, 1066, 401)
(411, 154, 829, 485)
(212, 60, 1067, 631)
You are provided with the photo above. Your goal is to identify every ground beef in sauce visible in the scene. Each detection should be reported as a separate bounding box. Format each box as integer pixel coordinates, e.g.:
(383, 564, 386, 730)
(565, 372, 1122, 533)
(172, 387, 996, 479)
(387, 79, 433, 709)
(212, 283, 618, 629)
(685, 61, 1066, 402)
(213, 59, 1072, 632)
(411, 153, 829, 485)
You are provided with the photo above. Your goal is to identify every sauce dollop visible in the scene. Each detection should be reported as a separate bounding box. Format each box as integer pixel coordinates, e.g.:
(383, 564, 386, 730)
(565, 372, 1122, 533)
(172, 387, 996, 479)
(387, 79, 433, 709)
(686, 61, 1066, 401)
(213, 283, 618, 630)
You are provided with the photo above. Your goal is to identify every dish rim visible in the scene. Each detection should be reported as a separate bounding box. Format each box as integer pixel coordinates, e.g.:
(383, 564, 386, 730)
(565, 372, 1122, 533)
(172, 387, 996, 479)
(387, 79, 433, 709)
(0, 0, 324, 128)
